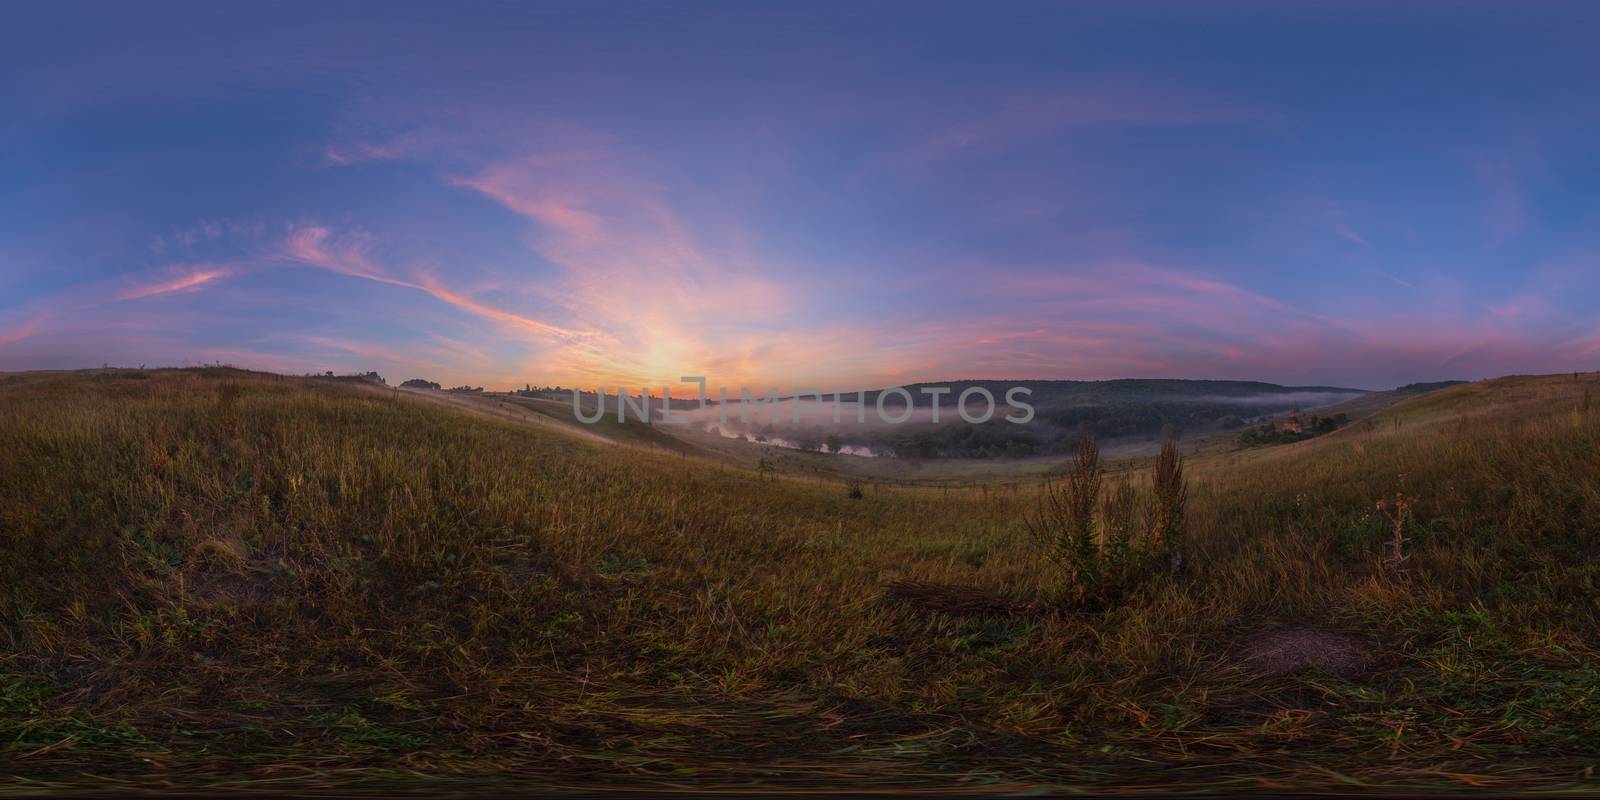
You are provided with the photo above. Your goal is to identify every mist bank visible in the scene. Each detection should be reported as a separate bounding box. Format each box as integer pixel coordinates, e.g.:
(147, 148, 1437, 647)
(636, 378, 1373, 459)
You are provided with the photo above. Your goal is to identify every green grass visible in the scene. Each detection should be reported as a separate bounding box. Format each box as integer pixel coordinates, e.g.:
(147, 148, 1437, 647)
(2, 367, 1599, 792)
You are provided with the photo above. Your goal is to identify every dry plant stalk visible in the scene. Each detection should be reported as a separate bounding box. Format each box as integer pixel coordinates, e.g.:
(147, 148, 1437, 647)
(1064, 436, 1103, 574)
(1376, 490, 1414, 575)
(1151, 438, 1188, 564)
(1028, 436, 1103, 583)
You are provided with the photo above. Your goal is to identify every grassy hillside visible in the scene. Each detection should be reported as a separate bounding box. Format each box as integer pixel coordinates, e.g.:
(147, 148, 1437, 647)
(2, 368, 1599, 792)
(1311, 380, 1470, 426)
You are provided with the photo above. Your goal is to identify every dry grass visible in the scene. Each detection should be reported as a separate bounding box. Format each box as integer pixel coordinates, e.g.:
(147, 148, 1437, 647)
(1, 367, 1599, 793)
(881, 580, 1033, 616)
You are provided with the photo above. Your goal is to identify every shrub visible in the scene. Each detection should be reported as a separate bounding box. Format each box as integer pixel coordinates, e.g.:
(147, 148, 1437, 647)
(1101, 477, 1137, 565)
(1027, 435, 1189, 606)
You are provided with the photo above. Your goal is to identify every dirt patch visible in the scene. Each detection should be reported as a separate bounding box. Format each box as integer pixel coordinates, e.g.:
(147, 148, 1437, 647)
(882, 580, 1034, 616)
(1239, 627, 1373, 680)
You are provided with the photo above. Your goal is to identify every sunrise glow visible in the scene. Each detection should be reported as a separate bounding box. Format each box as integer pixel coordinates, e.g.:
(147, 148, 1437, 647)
(3, 4, 1597, 390)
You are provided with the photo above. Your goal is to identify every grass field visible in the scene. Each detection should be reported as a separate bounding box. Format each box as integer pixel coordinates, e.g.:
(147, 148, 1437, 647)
(2, 367, 1599, 793)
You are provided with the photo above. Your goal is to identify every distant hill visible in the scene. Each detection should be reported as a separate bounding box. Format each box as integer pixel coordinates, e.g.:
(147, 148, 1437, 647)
(885, 378, 1367, 406)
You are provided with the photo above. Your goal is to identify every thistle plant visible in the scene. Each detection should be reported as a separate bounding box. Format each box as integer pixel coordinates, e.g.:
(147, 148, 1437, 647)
(1376, 490, 1414, 576)
(1029, 436, 1102, 586)
(1028, 435, 1190, 606)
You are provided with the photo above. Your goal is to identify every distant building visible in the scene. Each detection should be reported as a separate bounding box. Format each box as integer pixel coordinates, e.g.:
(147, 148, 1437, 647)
(1280, 410, 1303, 434)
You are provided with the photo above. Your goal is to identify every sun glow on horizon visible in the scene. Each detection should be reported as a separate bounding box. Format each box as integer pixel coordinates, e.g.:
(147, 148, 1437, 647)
(2, 4, 1597, 389)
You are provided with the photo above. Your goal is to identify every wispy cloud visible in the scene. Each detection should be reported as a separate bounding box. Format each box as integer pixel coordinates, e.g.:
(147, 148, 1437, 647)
(264, 333, 458, 373)
(2, 262, 238, 354)
(447, 153, 804, 386)
(0, 319, 40, 349)
(278, 224, 588, 342)
(281, 226, 410, 289)
(1378, 271, 1417, 292)
(119, 265, 233, 300)
(1467, 128, 1547, 246)
(1333, 223, 1370, 248)
(890, 80, 1272, 169)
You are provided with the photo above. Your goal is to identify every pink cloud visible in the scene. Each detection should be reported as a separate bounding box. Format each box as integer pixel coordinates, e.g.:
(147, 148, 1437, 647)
(278, 223, 587, 343)
(446, 155, 805, 387)
(119, 265, 233, 300)
(412, 270, 578, 341)
(0, 319, 39, 349)
(2, 262, 240, 356)
(282, 226, 407, 288)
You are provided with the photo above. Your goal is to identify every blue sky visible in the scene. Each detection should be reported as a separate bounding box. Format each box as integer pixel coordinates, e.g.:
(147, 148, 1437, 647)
(2, 1, 1598, 390)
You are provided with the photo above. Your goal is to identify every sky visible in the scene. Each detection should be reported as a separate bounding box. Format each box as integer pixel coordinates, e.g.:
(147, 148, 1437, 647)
(2, 1, 1598, 392)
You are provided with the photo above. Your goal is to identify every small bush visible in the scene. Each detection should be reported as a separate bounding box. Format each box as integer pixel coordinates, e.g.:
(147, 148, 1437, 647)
(1028, 435, 1188, 606)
